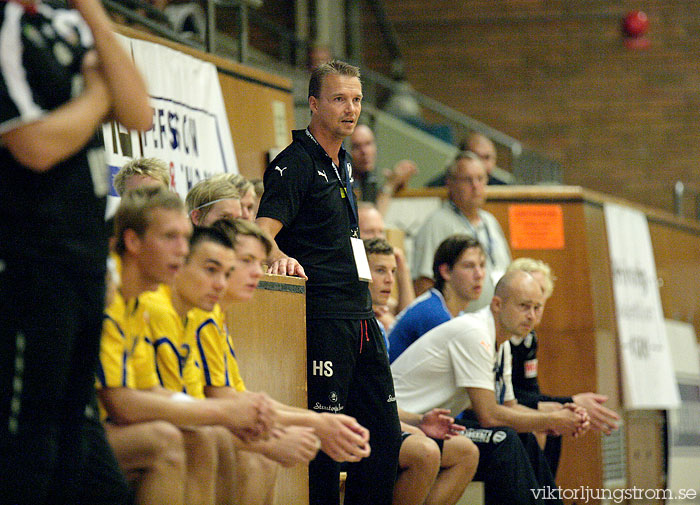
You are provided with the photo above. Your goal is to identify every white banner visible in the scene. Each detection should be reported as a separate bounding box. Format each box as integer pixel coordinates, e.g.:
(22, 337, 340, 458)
(665, 320, 700, 500)
(604, 202, 680, 409)
(102, 34, 236, 206)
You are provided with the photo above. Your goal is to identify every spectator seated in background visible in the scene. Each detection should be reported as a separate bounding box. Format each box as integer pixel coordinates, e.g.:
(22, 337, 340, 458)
(388, 235, 485, 363)
(507, 258, 620, 475)
(365, 237, 479, 505)
(358, 202, 415, 315)
(462, 133, 512, 186)
(427, 132, 513, 187)
(391, 270, 590, 505)
(186, 176, 242, 226)
(350, 124, 418, 216)
(98, 187, 275, 505)
(412, 151, 511, 309)
(113, 157, 170, 195)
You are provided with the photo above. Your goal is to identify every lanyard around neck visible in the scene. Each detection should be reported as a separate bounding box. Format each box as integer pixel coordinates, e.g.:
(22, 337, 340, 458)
(449, 201, 495, 265)
(305, 129, 359, 235)
(494, 344, 506, 405)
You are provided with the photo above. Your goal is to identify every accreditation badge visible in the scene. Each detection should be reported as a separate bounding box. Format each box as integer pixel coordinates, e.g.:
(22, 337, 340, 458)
(350, 237, 372, 282)
(524, 358, 538, 379)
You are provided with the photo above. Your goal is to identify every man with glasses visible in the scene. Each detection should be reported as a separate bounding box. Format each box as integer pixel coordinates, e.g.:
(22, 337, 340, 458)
(412, 152, 511, 310)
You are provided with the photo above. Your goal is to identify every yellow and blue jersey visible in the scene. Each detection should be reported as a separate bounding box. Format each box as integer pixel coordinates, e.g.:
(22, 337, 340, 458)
(139, 285, 205, 398)
(190, 305, 246, 393)
(97, 289, 159, 420)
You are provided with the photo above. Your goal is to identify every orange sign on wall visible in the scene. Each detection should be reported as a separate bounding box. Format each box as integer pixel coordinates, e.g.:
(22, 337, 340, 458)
(508, 204, 565, 250)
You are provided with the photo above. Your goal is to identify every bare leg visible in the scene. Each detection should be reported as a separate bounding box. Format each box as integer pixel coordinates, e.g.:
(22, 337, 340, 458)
(535, 431, 547, 449)
(105, 421, 186, 505)
(425, 436, 479, 505)
(234, 450, 278, 505)
(393, 435, 440, 505)
(181, 426, 219, 505)
(211, 426, 238, 505)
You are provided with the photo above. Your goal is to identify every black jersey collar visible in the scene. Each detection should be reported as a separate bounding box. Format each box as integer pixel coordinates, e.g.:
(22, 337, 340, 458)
(292, 129, 349, 167)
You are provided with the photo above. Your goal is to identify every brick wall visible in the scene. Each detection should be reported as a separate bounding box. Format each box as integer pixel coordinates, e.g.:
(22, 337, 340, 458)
(360, 0, 700, 215)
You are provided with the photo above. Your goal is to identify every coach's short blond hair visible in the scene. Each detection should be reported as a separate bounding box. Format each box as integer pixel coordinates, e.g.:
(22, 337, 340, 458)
(114, 158, 170, 195)
(507, 257, 556, 299)
(185, 176, 241, 223)
(114, 186, 184, 255)
(308, 60, 361, 98)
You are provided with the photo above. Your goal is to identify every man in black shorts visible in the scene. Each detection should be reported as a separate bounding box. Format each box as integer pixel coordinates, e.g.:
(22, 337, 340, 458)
(0, 0, 151, 502)
(256, 60, 401, 505)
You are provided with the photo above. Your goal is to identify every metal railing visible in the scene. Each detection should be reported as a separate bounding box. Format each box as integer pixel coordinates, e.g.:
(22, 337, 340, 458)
(102, 0, 563, 182)
(103, 0, 205, 51)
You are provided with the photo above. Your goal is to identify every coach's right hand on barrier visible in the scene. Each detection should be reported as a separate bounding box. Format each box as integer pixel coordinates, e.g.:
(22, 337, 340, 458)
(266, 256, 307, 279)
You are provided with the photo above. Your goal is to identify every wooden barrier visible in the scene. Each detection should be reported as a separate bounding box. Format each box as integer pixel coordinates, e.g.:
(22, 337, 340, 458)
(393, 186, 700, 504)
(226, 274, 308, 505)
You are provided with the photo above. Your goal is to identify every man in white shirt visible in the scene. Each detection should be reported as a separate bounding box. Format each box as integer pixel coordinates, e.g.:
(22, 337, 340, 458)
(392, 270, 589, 504)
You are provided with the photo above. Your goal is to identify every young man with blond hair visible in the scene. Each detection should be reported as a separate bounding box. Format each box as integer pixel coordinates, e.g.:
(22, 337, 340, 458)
(99, 187, 274, 505)
(186, 176, 242, 226)
(113, 157, 170, 195)
(210, 173, 257, 221)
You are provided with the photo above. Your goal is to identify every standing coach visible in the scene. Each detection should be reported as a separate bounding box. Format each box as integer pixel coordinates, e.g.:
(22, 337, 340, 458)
(256, 60, 401, 505)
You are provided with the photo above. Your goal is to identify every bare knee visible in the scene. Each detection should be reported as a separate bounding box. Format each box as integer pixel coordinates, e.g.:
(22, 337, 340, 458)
(188, 426, 219, 451)
(184, 426, 220, 471)
(212, 425, 235, 453)
(401, 435, 441, 474)
(237, 450, 278, 483)
(444, 436, 479, 471)
(145, 421, 186, 469)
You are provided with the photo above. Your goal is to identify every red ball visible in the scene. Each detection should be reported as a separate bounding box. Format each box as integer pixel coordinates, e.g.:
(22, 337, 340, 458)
(623, 10, 649, 38)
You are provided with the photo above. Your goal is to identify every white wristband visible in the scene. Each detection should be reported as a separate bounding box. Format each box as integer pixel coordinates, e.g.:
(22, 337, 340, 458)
(171, 392, 195, 403)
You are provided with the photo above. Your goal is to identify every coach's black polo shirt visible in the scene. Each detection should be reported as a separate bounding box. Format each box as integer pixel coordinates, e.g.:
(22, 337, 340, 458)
(0, 0, 108, 274)
(258, 129, 372, 320)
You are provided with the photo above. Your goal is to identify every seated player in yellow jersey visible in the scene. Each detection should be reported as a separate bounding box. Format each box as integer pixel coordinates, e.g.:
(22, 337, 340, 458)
(201, 219, 374, 466)
(183, 180, 373, 465)
(141, 224, 321, 504)
(98, 187, 275, 505)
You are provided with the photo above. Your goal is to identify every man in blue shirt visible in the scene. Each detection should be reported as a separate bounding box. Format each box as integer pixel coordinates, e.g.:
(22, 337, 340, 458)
(389, 235, 485, 362)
